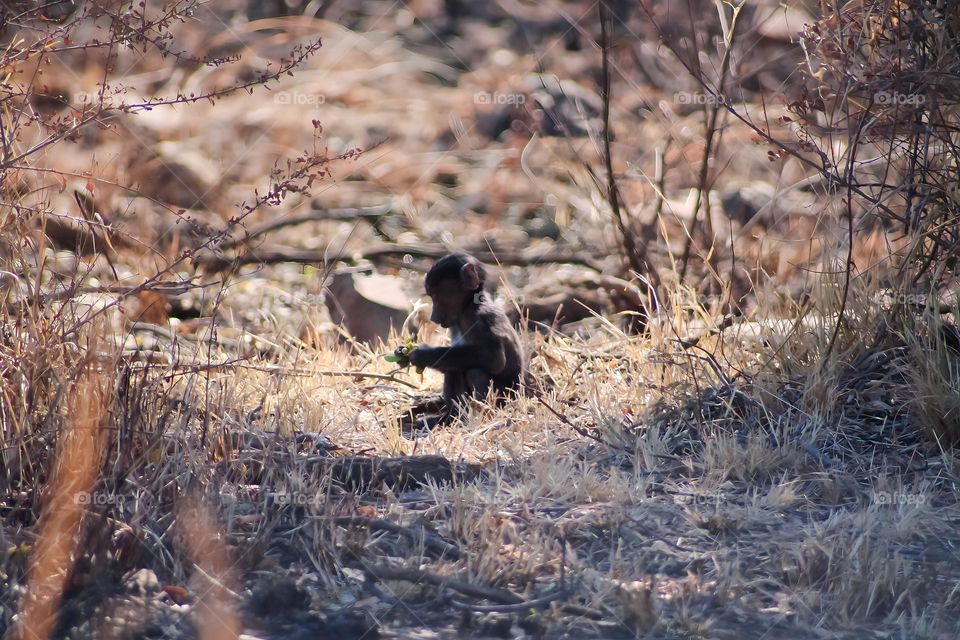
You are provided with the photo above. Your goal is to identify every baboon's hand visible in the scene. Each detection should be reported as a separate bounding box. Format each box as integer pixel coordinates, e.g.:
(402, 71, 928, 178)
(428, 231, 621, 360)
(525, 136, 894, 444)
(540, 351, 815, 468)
(407, 346, 426, 368)
(404, 346, 427, 374)
(393, 344, 411, 366)
(385, 342, 413, 367)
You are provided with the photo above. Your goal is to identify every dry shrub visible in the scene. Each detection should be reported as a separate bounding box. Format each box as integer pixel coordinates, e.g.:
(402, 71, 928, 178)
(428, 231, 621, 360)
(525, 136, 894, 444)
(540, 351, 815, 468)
(795, 1, 960, 305)
(903, 311, 960, 446)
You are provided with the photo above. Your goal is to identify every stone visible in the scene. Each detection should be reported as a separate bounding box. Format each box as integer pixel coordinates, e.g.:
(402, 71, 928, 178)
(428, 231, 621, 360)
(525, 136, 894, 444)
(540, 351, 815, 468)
(324, 271, 414, 344)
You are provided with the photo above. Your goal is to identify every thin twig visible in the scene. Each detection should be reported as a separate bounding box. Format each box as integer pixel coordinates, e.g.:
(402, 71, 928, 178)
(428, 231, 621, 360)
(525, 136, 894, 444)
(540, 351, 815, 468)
(597, 0, 659, 303)
(677, 0, 743, 284)
(821, 97, 869, 368)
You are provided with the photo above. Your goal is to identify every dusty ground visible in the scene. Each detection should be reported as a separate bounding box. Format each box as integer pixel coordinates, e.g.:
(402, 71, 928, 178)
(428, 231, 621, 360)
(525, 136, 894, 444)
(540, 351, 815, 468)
(2, 1, 960, 639)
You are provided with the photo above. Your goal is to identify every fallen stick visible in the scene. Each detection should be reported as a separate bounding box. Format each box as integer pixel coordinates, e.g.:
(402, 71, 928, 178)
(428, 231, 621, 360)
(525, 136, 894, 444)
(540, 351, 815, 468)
(201, 243, 604, 272)
(364, 564, 523, 604)
(311, 454, 483, 491)
(452, 594, 603, 619)
(448, 589, 571, 613)
(364, 565, 604, 619)
(219, 205, 394, 250)
(333, 516, 461, 560)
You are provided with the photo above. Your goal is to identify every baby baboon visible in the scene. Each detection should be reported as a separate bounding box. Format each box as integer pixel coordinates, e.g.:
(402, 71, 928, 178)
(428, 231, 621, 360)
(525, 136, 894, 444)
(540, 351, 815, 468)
(408, 253, 524, 421)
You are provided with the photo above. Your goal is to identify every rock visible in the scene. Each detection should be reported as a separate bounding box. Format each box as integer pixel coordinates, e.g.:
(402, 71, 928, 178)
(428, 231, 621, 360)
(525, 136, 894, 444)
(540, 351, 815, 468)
(41, 209, 130, 257)
(123, 568, 161, 597)
(29, 86, 71, 112)
(129, 145, 224, 213)
(42, 0, 75, 21)
(474, 104, 516, 141)
(154, 207, 230, 252)
(472, 75, 603, 142)
(246, 574, 310, 619)
(324, 271, 414, 344)
(721, 183, 776, 226)
(720, 182, 816, 228)
(524, 214, 562, 240)
(243, 574, 380, 640)
(523, 74, 603, 138)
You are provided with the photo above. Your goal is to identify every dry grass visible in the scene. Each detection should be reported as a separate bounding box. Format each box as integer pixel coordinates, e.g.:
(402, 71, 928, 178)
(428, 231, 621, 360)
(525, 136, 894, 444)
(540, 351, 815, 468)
(3, 1, 960, 638)
(6, 280, 958, 637)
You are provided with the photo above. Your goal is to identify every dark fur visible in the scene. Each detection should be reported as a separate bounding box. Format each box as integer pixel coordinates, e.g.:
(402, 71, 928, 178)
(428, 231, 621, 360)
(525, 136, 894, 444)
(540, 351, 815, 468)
(409, 253, 524, 421)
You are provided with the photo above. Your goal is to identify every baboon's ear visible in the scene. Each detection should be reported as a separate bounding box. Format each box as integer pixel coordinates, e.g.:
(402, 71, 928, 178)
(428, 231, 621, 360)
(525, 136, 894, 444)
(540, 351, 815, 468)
(460, 260, 481, 291)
